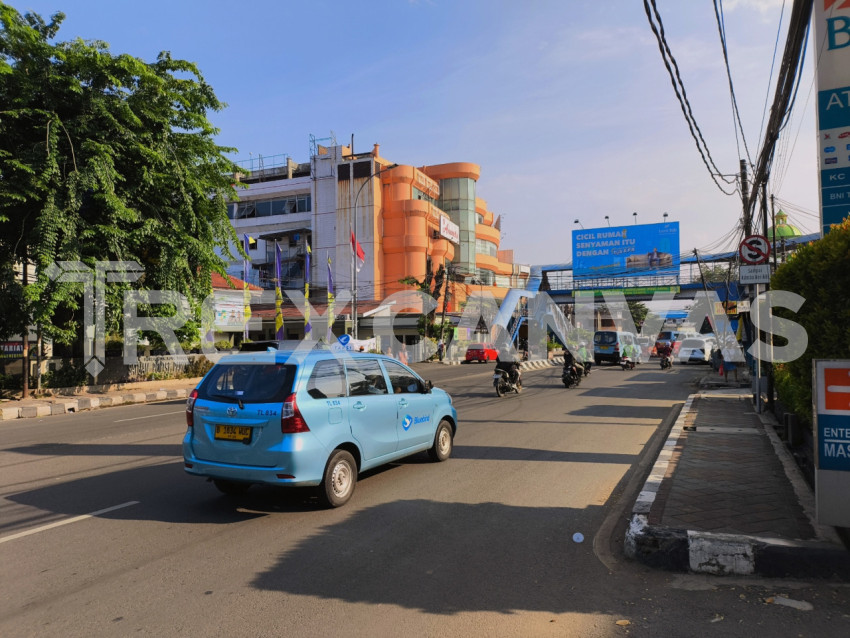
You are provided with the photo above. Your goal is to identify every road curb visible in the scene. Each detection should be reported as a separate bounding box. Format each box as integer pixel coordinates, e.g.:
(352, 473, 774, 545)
(623, 392, 850, 579)
(0, 387, 192, 421)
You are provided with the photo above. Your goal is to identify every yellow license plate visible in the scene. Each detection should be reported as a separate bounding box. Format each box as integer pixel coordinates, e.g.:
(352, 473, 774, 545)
(214, 425, 252, 442)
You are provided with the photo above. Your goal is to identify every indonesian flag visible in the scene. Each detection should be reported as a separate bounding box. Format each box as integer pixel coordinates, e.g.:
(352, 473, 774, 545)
(351, 230, 365, 272)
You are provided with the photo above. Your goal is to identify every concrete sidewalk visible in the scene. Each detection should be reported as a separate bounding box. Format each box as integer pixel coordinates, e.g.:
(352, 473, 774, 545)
(0, 377, 202, 421)
(625, 387, 850, 579)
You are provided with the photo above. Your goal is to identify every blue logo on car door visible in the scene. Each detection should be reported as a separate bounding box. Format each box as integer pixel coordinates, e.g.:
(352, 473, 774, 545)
(402, 415, 413, 430)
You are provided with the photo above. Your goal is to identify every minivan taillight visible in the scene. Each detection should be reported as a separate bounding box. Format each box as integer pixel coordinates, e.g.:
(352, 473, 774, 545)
(281, 393, 310, 433)
(186, 389, 199, 427)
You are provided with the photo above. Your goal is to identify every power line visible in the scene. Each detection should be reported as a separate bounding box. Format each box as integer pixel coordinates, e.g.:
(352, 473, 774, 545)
(714, 0, 753, 165)
(746, 0, 813, 225)
(643, 0, 737, 196)
(757, 1, 788, 154)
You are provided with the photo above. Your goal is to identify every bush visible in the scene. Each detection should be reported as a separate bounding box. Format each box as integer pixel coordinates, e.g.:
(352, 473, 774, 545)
(42, 359, 90, 389)
(183, 357, 214, 378)
(774, 364, 812, 429)
(0, 372, 22, 392)
(770, 217, 850, 430)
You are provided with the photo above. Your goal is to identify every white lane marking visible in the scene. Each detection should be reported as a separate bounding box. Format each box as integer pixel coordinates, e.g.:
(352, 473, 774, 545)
(0, 501, 140, 544)
(114, 410, 184, 423)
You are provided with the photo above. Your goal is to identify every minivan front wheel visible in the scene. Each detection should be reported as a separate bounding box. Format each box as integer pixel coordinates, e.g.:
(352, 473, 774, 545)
(320, 450, 357, 508)
(428, 420, 454, 462)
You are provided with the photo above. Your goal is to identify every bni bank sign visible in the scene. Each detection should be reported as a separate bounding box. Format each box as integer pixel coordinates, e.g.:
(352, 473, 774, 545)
(571, 222, 680, 280)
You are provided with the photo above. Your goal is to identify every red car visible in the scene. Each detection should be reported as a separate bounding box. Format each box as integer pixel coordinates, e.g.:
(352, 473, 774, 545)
(465, 343, 498, 363)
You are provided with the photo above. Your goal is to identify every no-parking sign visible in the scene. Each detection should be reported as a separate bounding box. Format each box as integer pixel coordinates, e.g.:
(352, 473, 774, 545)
(739, 235, 770, 265)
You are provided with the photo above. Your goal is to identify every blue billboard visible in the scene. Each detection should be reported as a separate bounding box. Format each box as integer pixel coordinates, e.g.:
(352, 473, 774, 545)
(572, 222, 680, 279)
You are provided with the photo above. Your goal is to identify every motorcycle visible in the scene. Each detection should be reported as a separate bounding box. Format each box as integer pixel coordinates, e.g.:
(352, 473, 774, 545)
(562, 363, 582, 388)
(494, 367, 522, 397)
(620, 356, 636, 371)
(660, 354, 672, 370)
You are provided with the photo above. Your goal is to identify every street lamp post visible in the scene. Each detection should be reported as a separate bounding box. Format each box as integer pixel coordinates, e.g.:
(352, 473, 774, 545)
(352, 162, 397, 339)
(574, 219, 584, 229)
(632, 211, 638, 225)
(604, 215, 610, 227)
(663, 212, 669, 222)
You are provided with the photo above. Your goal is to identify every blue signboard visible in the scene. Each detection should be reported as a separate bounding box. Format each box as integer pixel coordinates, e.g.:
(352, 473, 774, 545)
(818, 87, 850, 234)
(572, 222, 680, 279)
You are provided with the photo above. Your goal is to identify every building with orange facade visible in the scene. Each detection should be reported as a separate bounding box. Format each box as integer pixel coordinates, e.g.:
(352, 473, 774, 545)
(224, 140, 527, 337)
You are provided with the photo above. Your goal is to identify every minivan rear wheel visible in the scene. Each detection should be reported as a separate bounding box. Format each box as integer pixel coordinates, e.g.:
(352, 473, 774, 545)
(320, 450, 357, 508)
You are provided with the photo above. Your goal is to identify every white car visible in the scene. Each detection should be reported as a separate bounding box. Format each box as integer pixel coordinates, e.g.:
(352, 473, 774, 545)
(677, 337, 715, 364)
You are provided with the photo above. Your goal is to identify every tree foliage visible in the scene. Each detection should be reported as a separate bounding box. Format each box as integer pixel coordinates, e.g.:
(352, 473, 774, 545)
(770, 217, 850, 428)
(627, 300, 649, 328)
(698, 262, 738, 284)
(0, 3, 241, 344)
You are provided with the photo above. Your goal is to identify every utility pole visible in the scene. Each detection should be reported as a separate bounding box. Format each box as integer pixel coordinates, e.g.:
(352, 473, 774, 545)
(762, 182, 774, 413)
(693, 249, 723, 341)
(438, 262, 452, 356)
(770, 194, 778, 271)
(741, 159, 751, 236)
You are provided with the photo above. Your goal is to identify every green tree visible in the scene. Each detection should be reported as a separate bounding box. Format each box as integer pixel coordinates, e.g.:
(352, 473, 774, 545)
(699, 262, 738, 284)
(628, 300, 649, 330)
(770, 218, 850, 428)
(0, 4, 241, 347)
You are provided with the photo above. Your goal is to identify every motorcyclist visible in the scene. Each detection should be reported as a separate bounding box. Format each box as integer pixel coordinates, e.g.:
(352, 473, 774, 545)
(621, 342, 637, 369)
(495, 351, 520, 386)
(577, 341, 592, 376)
(563, 348, 584, 378)
(658, 342, 673, 367)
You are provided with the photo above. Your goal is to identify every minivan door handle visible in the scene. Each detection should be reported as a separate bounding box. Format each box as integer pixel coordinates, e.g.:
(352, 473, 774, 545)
(353, 401, 366, 411)
(397, 399, 409, 408)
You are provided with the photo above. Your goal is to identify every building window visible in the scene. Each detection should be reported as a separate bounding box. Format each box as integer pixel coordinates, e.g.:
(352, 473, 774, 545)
(475, 238, 498, 257)
(475, 269, 495, 285)
(232, 195, 311, 219)
(413, 187, 436, 205)
(352, 161, 372, 179)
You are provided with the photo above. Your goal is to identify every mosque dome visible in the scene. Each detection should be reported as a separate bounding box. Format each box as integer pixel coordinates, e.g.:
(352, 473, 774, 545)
(766, 210, 803, 242)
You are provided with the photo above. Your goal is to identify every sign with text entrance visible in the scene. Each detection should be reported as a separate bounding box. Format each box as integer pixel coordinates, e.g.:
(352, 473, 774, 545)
(814, 359, 850, 526)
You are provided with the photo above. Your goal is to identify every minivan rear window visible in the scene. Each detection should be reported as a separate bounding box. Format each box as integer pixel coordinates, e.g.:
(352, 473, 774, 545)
(594, 332, 617, 345)
(198, 363, 295, 403)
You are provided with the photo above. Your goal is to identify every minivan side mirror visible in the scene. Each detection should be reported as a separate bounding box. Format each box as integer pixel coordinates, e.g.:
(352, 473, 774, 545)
(424, 380, 433, 393)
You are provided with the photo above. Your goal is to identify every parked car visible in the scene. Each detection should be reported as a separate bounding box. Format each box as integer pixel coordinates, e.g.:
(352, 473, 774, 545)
(465, 343, 498, 363)
(183, 347, 457, 507)
(594, 330, 640, 365)
(677, 337, 715, 364)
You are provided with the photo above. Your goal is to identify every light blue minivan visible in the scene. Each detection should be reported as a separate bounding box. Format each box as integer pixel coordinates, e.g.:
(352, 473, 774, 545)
(593, 330, 640, 365)
(183, 345, 457, 507)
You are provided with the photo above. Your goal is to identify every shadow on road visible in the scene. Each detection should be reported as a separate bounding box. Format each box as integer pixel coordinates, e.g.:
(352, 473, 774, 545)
(452, 445, 637, 465)
(251, 499, 605, 615)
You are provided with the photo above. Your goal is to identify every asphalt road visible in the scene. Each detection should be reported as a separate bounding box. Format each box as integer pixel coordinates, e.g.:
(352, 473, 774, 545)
(1, 361, 848, 637)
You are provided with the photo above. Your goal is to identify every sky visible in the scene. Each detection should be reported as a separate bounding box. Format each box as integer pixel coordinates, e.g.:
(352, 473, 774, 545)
(10, 0, 821, 266)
